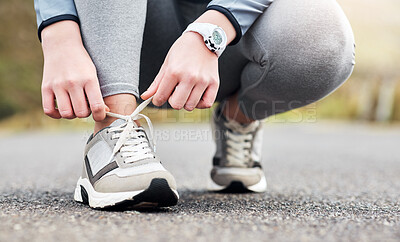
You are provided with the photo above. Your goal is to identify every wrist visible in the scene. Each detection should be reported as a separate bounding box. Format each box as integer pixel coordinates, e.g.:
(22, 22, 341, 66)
(41, 21, 83, 53)
(181, 32, 218, 58)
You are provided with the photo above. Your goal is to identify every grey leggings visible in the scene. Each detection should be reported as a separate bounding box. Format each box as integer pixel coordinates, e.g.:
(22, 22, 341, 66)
(74, 0, 355, 120)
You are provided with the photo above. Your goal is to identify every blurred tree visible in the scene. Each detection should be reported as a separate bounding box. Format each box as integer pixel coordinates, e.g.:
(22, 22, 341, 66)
(0, 0, 43, 119)
(339, 0, 400, 121)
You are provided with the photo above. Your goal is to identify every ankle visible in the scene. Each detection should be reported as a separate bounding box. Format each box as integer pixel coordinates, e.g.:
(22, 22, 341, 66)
(222, 94, 255, 125)
(94, 94, 138, 134)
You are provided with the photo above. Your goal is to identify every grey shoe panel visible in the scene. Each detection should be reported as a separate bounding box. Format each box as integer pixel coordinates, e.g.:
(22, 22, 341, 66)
(85, 127, 116, 156)
(250, 123, 263, 164)
(211, 167, 263, 186)
(81, 159, 89, 180)
(94, 170, 177, 193)
(85, 155, 118, 185)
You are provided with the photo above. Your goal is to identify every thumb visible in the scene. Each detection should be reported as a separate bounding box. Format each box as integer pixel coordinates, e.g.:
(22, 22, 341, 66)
(141, 80, 158, 100)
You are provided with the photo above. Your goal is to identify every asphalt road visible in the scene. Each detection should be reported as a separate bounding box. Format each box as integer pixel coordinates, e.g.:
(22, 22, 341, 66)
(1, 122, 400, 242)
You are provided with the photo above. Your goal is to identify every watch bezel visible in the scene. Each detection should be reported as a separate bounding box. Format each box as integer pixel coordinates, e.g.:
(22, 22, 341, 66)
(211, 27, 227, 47)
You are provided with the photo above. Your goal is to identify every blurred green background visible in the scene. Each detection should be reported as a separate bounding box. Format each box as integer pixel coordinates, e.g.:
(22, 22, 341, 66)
(0, 0, 399, 131)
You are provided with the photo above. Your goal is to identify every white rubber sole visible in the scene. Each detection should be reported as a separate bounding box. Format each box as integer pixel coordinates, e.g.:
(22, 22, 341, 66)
(208, 169, 267, 193)
(74, 177, 179, 209)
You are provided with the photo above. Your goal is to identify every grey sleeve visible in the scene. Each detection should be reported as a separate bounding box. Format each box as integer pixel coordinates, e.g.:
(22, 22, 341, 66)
(207, 0, 273, 45)
(34, 0, 80, 41)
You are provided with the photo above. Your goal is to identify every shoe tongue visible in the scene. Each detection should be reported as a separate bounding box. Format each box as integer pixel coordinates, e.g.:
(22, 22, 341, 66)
(109, 118, 146, 135)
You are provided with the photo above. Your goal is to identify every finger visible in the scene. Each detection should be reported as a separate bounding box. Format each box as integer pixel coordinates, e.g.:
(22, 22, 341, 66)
(84, 80, 106, 122)
(168, 82, 194, 110)
(68, 86, 90, 118)
(42, 87, 61, 119)
(184, 84, 207, 111)
(152, 71, 178, 106)
(141, 64, 166, 100)
(196, 82, 218, 109)
(53, 89, 76, 119)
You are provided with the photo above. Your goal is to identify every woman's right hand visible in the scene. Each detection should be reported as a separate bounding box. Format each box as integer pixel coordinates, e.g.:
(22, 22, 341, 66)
(41, 21, 107, 121)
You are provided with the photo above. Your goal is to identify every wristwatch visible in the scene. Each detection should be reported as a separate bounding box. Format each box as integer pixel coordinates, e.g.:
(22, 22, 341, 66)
(183, 23, 227, 57)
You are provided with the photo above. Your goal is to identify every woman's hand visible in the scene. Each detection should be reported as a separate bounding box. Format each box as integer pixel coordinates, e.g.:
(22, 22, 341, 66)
(141, 10, 236, 111)
(141, 32, 220, 111)
(41, 21, 108, 121)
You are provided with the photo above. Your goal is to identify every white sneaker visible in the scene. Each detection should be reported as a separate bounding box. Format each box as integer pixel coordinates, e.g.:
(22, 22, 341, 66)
(210, 103, 267, 193)
(74, 97, 179, 209)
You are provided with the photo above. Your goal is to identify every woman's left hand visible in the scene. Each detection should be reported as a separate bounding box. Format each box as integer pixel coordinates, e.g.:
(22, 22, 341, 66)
(141, 32, 220, 111)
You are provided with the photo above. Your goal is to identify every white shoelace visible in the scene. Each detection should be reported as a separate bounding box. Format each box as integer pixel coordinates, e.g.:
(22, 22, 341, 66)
(224, 121, 254, 166)
(106, 96, 155, 163)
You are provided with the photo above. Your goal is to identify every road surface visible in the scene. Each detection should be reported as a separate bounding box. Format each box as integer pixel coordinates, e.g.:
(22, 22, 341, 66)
(1, 122, 400, 241)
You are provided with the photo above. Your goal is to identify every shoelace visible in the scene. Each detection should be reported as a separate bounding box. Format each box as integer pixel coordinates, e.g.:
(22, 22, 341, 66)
(105, 96, 155, 163)
(224, 121, 254, 167)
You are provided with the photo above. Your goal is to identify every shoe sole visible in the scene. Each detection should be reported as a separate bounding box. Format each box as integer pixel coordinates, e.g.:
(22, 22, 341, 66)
(74, 177, 179, 209)
(209, 171, 267, 193)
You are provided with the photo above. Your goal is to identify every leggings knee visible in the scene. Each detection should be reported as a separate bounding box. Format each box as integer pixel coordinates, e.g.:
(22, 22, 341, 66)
(239, 39, 355, 120)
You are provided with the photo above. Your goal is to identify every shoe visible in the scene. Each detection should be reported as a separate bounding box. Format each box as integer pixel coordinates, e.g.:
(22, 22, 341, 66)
(74, 97, 179, 209)
(210, 103, 267, 193)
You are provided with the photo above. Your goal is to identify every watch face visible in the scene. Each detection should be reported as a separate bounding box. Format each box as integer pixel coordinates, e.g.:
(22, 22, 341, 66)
(212, 30, 223, 45)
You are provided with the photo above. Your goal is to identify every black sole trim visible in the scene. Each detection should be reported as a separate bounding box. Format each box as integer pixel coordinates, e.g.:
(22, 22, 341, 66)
(78, 178, 178, 210)
(80, 185, 89, 205)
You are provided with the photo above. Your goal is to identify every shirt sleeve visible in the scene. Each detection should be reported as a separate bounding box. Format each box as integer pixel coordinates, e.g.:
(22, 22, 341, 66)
(207, 0, 273, 45)
(34, 0, 80, 41)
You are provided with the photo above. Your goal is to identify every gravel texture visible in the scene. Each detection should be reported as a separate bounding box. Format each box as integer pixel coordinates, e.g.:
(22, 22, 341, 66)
(1, 122, 400, 242)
